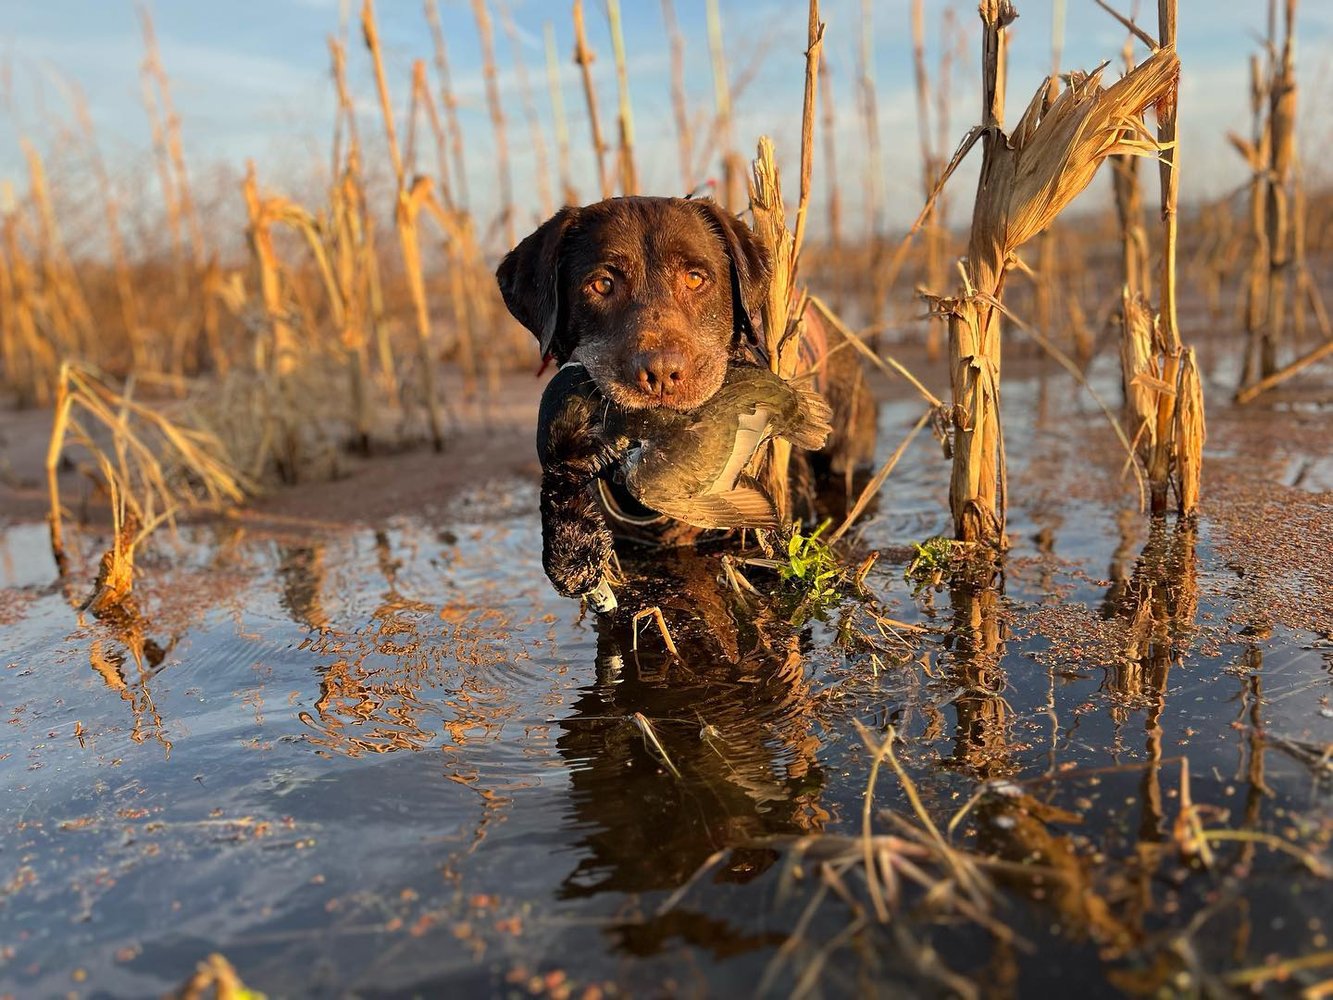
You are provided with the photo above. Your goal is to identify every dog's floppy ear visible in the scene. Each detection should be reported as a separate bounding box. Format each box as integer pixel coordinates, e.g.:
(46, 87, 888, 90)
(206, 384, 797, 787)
(689, 199, 772, 343)
(496, 206, 582, 360)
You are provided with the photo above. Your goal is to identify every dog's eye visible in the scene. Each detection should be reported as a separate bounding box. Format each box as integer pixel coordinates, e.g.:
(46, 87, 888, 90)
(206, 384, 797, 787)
(684, 270, 707, 290)
(588, 276, 614, 297)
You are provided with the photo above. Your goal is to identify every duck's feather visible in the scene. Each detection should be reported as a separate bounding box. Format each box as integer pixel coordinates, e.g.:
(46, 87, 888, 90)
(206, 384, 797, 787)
(645, 478, 779, 530)
(706, 404, 777, 496)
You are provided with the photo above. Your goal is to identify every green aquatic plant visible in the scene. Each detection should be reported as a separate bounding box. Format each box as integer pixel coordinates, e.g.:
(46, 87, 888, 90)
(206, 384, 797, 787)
(780, 519, 842, 607)
(904, 535, 960, 594)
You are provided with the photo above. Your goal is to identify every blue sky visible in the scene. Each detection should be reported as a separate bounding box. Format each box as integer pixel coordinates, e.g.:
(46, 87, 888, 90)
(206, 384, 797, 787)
(3, 0, 1332, 250)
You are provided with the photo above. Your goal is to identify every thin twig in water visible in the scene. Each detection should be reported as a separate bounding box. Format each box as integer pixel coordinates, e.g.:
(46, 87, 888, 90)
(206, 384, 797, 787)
(854, 720, 895, 923)
(1223, 950, 1333, 988)
(1200, 829, 1330, 876)
(655, 849, 727, 916)
(631, 712, 681, 778)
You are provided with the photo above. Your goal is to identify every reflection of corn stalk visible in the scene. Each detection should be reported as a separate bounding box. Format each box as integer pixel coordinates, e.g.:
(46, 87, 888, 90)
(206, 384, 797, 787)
(89, 638, 174, 754)
(946, 580, 1012, 774)
(1108, 519, 1199, 712)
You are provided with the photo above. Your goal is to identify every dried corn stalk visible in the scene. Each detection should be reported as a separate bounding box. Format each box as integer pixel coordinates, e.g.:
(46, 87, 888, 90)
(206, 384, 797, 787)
(746, 2, 823, 525)
(1234, 0, 1331, 400)
(748, 146, 798, 523)
(1174, 348, 1204, 515)
(1118, 289, 1158, 465)
(363, 0, 445, 450)
(911, 0, 957, 361)
(929, 2, 1179, 546)
(605, 0, 638, 197)
(1107, 0, 1205, 517)
(470, 0, 516, 247)
(572, 0, 612, 201)
(1110, 40, 1153, 307)
(47, 362, 249, 581)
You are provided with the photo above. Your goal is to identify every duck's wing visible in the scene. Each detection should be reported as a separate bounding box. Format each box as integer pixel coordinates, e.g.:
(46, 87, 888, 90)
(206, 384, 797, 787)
(702, 404, 779, 495)
(645, 474, 780, 530)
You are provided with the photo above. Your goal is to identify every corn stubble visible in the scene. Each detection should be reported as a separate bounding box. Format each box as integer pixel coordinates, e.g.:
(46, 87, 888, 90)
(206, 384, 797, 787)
(743, 1, 823, 526)
(926, 0, 1189, 547)
(1232, 0, 1332, 403)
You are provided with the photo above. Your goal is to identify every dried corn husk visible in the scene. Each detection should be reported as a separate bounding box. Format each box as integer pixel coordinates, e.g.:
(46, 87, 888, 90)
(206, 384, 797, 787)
(936, 39, 1180, 545)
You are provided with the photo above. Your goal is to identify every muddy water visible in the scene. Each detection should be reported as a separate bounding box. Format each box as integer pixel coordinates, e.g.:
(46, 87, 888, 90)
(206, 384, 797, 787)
(2, 357, 1331, 998)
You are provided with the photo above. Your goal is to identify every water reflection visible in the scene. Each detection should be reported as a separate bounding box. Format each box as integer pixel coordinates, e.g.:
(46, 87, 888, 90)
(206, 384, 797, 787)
(277, 544, 331, 632)
(1105, 517, 1201, 916)
(85, 600, 178, 754)
(79, 579, 181, 754)
(1102, 518, 1200, 715)
(944, 579, 1012, 776)
(969, 517, 1207, 985)
(285, 524, 523, 759)
(554, 551, 827, 910)
(296, 590, 515, 759)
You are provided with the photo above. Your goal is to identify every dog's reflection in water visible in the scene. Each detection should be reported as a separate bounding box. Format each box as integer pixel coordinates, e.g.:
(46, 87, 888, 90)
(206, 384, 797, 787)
(554, 548, 828, 928)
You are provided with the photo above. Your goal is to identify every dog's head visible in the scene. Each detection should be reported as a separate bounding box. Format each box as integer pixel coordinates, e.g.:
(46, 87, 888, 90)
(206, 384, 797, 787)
(496, 196, 770, 412)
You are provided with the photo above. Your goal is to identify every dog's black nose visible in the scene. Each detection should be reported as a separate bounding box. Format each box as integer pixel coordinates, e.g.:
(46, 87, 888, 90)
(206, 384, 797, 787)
(633, 349, 690, 397)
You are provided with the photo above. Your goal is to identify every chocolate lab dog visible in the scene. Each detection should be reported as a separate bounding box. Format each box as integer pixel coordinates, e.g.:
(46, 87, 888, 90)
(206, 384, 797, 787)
(496, 196, 875, 598)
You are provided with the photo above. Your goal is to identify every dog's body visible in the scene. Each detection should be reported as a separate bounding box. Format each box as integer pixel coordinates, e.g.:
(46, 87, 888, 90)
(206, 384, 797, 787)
(498, 197, 876, 596)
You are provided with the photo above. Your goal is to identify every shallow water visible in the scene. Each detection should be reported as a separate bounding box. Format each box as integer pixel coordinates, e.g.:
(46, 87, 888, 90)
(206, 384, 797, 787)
(2, 358, 1331, 997)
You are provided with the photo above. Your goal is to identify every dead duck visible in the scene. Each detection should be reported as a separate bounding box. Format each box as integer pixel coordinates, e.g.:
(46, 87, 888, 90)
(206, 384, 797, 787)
(603, 363, 833, 531)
